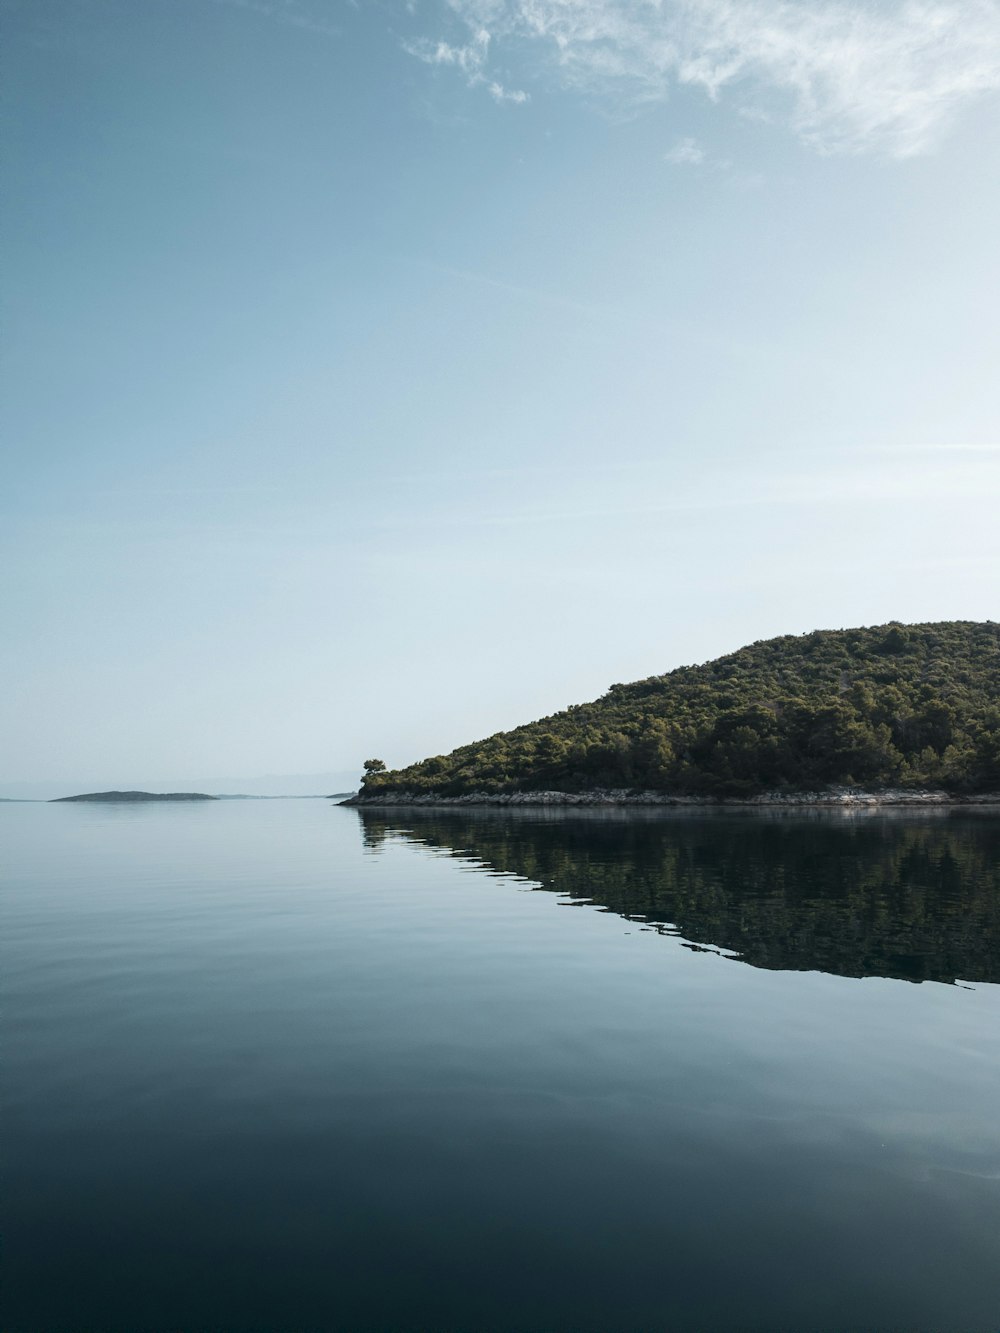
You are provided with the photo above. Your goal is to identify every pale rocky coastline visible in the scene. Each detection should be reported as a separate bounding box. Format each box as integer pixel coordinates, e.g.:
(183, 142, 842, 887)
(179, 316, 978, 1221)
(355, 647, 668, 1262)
(343, 787, 1000, 808)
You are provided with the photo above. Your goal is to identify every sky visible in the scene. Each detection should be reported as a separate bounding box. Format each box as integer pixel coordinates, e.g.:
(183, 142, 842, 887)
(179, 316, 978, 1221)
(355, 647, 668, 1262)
(2, 0, 999, 796)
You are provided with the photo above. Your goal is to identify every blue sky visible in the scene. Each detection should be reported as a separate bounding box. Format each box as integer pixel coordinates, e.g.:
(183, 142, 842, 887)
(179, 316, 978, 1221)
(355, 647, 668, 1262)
(2, 0, 999, 794)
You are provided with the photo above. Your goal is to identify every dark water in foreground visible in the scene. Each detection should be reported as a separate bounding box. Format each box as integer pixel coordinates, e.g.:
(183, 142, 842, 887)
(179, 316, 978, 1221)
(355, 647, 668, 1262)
(3, 802, 1000, 1332)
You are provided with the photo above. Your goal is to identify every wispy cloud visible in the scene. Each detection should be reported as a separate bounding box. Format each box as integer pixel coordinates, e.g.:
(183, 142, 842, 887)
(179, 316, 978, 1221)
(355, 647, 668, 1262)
(665, 135, 706, 164)
(404, 26, 530, 103)
(421, 0, 1000, 155)
(362, 442, 1000, 531)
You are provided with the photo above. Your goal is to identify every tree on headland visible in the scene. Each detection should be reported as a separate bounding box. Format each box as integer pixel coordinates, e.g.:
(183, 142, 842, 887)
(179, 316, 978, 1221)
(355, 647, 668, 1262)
(360, 758, 390, 793)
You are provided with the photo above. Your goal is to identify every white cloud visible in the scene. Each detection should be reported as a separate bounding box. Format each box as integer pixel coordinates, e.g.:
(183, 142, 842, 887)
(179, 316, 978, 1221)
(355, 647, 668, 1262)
(665, 135, 706, 164)
(405, 25, 530, 103)
(489, 80, 530, 103)
(415, 27, 491, 76)
(426, 0, 1000, 155)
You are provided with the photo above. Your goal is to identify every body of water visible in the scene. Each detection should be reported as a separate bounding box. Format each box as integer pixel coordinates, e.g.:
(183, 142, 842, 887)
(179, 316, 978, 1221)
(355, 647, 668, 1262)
(3, 800, 999, 1331)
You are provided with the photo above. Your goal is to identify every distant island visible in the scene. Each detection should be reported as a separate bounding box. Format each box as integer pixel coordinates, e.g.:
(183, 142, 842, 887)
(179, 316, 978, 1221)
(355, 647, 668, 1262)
(52, 791, 218, 803)
(348, 621, 1000, 805)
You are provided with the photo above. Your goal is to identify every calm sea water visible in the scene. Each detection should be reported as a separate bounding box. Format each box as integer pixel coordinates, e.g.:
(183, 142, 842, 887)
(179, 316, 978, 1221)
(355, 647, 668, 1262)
(3, 800, 1000, 1332)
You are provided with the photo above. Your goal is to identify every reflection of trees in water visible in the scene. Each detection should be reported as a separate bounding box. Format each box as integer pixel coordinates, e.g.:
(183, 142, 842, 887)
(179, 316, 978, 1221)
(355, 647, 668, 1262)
(358, 810, 1000, 985)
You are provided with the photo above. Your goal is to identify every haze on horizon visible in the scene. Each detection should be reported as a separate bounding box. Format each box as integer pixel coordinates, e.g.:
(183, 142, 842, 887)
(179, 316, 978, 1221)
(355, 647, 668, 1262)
(2, 0, 999, 793)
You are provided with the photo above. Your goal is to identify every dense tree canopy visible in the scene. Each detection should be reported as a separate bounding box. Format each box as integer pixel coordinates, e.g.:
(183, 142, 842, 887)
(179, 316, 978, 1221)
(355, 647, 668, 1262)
(358, 622, 1000, 798)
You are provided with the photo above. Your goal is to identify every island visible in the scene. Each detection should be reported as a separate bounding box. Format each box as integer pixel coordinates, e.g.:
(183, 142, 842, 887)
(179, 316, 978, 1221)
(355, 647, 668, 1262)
(346, 620, 1000, 805)
(52, 791, 218, 802)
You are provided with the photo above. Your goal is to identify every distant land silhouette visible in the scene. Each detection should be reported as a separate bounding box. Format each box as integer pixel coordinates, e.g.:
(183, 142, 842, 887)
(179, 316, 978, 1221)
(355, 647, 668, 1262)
(52, 791, 218, 803)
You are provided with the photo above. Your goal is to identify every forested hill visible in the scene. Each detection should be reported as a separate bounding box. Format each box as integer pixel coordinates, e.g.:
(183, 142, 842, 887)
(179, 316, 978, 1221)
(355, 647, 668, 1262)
(358, 622, 1000, 799)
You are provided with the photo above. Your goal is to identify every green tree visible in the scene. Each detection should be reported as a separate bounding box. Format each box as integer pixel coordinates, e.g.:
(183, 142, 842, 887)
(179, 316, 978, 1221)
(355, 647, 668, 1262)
(361, 758, 388, 789)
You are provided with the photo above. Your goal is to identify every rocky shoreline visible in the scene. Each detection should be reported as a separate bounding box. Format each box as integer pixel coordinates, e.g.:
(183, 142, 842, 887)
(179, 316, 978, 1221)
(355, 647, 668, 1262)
(342, 787, 1000, 808)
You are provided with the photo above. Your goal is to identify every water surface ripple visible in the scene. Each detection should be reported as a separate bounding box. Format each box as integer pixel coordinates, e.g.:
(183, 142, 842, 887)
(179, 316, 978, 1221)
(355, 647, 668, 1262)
(3, 801, 999, 1332)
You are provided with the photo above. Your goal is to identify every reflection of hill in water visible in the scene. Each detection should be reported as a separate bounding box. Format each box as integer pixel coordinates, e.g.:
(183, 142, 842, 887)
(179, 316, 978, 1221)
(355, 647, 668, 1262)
(358, 809, 1000, 985)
